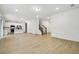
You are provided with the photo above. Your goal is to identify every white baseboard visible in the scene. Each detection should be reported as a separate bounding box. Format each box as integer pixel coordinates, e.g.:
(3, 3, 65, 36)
(51, 34, 79, 42)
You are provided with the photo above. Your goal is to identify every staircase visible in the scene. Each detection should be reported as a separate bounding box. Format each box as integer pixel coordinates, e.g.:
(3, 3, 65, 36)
(39, 25, 47, 35)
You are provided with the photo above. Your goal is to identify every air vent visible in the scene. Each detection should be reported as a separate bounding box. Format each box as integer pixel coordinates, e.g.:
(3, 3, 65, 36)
(70, 4, 75, 7)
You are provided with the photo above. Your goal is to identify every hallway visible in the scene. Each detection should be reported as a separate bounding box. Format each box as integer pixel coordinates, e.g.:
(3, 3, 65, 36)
(0, 33, 79, 54)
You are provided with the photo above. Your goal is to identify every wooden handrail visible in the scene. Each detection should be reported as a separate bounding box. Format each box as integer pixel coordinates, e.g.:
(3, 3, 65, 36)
(39, 25, 47, 35)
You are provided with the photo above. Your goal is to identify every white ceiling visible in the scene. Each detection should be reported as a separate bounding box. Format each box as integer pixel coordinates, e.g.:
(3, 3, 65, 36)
(0, 4, 79, 21)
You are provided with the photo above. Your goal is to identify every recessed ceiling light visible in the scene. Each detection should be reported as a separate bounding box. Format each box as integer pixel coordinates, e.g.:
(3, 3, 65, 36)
(36, 15, 39, 18)
(56, 7, 59, 10)
(33, 7, 40, 12)
(15, 9, 18, 12)
(47, 17, 50, 19)
(21, 18, 24, 20)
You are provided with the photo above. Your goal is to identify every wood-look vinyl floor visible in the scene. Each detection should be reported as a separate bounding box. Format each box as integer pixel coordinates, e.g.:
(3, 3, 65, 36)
(0, 33, 79, 54)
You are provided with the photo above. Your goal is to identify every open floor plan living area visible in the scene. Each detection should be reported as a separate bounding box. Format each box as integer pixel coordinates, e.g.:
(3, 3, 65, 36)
(0, 4, 79, 54)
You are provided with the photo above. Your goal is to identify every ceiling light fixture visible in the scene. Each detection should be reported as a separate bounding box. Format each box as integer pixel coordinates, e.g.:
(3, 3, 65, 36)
(15, 9, 19, 12)
(56, 7, 59, 10)
(33, 7, 40, 12)
(36, 15, 39, 18)
(47, 17, 50, 19)
(21, 18, 24, 20)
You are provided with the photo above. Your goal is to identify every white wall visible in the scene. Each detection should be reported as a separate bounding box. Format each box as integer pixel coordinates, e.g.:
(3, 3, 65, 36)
(27, 19, 41, 34)
(0, 17, 3, 39)
(0, 20, 2, 37)
(51, 8, 79, 42)
(0, 20, 1, 36)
